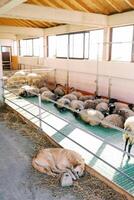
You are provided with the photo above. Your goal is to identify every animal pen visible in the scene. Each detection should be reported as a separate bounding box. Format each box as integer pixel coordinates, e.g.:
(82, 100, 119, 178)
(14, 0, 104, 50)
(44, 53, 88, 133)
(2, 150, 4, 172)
(1, 59, 134, 199)
(1, 28, 134, 199)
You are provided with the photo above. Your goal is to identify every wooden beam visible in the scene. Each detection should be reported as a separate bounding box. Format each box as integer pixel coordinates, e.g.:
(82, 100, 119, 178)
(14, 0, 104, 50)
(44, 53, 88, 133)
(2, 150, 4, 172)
(105, 0, 122, 13)
(75, 0, 95, 13)
(0, 25, 44, 37)
(124, 0, 134, 9)
(0, 0, 27, 15)
(0, 3, 107, 27)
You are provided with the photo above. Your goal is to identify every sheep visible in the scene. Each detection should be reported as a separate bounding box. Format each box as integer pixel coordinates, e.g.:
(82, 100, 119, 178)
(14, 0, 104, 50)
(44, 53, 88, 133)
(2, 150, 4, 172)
(70, 91, 82, 99)
(96, 102, 108, 113)
(118, 108, 134, 120)
(18, 85, 39, 97)
(84, 99, 97, 109)
(40, 86, 49, 94)
(55, 98, 71, 111)
(128, 103, 134, 112)
(41, 90, 57, 101)
(54, 84, 66, 97)
(79, 109, 104, 126)
(46, 81, 56, 91)
(123, 116, 134, 158)
(94, 98, 109, 104)
(101, 114, 124, 129)
(114, 102, 129, 111)
(63, 94, 77, 101)
(14, 70, 27, 76)
(79, 95, 95, 101)
(26, 73, 44, 88)
(70, 100, 84, 111)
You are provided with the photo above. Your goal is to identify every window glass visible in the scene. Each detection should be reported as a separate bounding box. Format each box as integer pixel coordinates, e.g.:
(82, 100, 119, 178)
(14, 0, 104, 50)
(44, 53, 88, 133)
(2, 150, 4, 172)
(48, 36, 56, 57)
(111, 26, 133, 61)
(89, 29, 104, 60)
(56, 35, 68, 58)
(69, 33, 84, 58)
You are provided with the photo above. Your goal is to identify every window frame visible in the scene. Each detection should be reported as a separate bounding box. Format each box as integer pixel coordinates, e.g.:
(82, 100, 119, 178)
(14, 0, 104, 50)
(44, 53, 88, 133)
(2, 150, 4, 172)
(19, 37, 42, 57)
(110, 25, 134, 62)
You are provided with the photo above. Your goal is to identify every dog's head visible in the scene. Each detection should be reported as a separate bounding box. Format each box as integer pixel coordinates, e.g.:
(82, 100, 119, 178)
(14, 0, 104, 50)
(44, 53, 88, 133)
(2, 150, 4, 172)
(73, 164, 85, 178)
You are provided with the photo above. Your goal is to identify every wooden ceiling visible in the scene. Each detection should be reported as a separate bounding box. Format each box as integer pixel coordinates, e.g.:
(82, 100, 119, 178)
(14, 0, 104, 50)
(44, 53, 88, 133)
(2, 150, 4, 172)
(0, 17, 62, 28)
(26, 0, 134, 15)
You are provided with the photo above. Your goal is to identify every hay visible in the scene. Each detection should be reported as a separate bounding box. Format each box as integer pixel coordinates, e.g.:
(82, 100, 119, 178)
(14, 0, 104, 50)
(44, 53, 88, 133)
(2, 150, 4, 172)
(0, 109, 127, 200)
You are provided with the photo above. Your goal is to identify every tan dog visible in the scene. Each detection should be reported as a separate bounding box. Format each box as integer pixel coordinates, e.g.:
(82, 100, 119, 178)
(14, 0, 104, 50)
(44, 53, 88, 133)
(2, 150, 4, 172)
(32, 148, 85, 179)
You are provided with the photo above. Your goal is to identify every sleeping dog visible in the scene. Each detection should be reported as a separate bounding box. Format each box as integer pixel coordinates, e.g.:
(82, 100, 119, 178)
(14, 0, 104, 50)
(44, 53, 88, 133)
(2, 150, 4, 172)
(32, 148, 85, 179)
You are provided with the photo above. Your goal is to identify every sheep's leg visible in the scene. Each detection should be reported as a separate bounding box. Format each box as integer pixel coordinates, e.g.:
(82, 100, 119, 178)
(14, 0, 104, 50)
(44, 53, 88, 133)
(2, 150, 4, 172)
(124, 138, 129, 152)
(128, 143, 133, 159)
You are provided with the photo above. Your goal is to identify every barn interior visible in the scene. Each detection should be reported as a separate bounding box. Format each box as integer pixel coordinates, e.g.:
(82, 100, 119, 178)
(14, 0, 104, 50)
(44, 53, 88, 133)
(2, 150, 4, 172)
(0, 1, 134, 200)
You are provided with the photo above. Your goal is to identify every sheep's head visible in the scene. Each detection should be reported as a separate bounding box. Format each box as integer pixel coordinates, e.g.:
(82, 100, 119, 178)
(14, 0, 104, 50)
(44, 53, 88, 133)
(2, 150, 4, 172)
(18, 88, 27, 97)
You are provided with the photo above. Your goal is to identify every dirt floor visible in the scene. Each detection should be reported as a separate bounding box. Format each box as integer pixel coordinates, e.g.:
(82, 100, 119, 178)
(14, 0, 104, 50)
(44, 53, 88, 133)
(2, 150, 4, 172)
(0, 105, 128, 200)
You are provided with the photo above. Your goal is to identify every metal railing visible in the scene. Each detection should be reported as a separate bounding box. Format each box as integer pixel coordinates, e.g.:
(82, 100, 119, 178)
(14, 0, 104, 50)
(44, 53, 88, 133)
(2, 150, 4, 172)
(3, 87, 134, 190)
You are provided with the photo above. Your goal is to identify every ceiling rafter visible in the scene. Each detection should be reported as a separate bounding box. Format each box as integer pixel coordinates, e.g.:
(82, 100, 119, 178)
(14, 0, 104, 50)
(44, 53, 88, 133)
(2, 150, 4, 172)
(75, 0, 95, 13)
(124, 0, 134, 9)
(105, 0, 122, 12)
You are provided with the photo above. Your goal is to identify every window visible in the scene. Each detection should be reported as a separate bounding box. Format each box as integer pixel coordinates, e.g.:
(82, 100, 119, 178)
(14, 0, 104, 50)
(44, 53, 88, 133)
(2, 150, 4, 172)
(56, 35, 68, 58)
(19, 37, 43, 57)
(48, 36, 56, 58)
(89, 29, 104, 60)
(12, 41, 17, 56)
(111, 26, 133, 61)
(69, 33, 84, 58)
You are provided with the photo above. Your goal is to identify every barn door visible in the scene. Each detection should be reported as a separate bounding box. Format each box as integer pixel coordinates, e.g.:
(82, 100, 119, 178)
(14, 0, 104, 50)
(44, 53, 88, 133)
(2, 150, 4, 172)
(1, 46, 12, 70)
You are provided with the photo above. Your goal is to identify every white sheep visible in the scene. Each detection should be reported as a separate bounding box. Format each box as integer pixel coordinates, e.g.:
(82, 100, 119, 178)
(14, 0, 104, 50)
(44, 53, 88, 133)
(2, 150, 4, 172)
(101, 114, 124, 129)
(84, 100, 97, 109)
(63, 94, 77, 101)
(118, 108, 134, 120)
(70, 100, 84, 111)
(71, 91, 82, 99)
(114, 102, 129, 111)
(56, 98, 71, 110)
(18, 85, 39, 97)
(79, 95, 95, 101)
(79, 109, 104, 126)
(123, 116, 134, 158)
(54, 85, 66, 97)
(40, 86, 49, 94)
(96, 102, 109, 113)
(14, 70, 27, 76)
(41, 90, 56, 101)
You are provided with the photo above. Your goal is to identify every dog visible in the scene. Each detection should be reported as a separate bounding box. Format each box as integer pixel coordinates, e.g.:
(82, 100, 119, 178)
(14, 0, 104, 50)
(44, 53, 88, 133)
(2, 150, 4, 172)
(32, 148, 85, 179)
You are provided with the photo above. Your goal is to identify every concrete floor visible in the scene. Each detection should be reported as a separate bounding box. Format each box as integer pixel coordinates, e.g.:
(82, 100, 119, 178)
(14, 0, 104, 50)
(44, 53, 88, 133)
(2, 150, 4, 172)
(0, 122, 77, 200)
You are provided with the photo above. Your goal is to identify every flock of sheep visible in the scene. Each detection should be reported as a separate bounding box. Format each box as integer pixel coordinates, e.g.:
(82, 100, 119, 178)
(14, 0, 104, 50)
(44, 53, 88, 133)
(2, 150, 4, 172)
(5, 70, 134, 158)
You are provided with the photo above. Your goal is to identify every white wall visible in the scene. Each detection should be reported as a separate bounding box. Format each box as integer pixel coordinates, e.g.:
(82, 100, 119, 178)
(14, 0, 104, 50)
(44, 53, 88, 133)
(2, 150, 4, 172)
(0, 39, 13, 47)
(18, 56, 134, 103)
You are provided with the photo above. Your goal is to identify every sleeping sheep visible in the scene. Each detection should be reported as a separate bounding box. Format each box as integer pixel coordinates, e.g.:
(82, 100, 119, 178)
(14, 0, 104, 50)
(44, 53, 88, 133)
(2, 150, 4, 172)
(118, 108, 134, 120)
(54, 84, 66, 97)
(101, 114, 124, 129)
(63, 94, 77, 101)
(18, 85, 39, 97)
(79, 109, 104, 126)
(84, 100, 97, 109)
(70, 100, 84, 111)
(123, 116, 134, 158)
(40, 86, 49, 94)
(55, 98, 71, 111)
(96, 102, 108, 113)
(70, 91, 82, 99)
(41, 90, 57, 101)
(79, 95, 95, 101)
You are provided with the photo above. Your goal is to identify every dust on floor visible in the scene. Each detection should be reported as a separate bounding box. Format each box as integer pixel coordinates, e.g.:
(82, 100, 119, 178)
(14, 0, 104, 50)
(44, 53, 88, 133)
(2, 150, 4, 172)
(0, 106, 127, 200)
